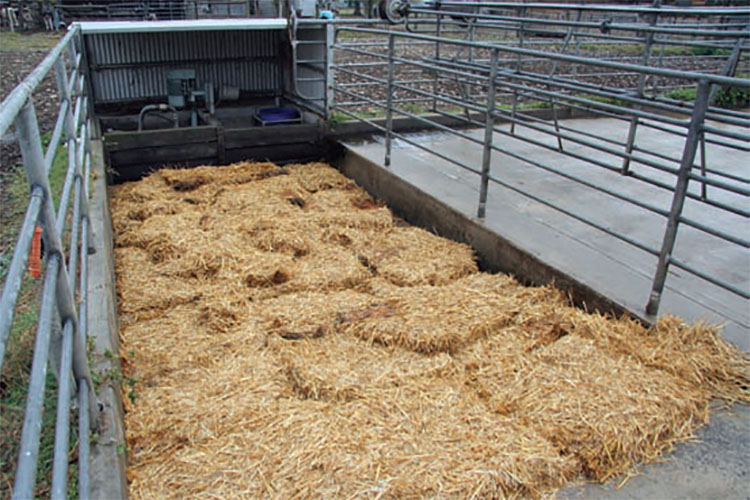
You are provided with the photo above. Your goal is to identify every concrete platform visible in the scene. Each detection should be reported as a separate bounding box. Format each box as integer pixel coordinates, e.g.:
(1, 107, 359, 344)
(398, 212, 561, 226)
(340, 115, 749, 500)
(342, 116, 749, 350)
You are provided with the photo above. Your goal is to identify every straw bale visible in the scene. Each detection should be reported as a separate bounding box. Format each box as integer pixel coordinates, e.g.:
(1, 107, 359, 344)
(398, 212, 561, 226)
(109, 173, 171, 203)
(357, 226, 478, 286)
(242, 216, 322, 257)
(307, 190, 394, 230)
(343, 276, 523, 354)
(472, 335, 708, 481)
(285, 162, 357, 192)
(257, 290, 375, 340)
(127, 335, 577, 500)
(162, 161, 285, 186)
(569, 312, 750, 404)
(114, 247, 200, 319)
(115, 209, 205, 262)
(111, 161, 750, 500)
(211, 174, 308, 218)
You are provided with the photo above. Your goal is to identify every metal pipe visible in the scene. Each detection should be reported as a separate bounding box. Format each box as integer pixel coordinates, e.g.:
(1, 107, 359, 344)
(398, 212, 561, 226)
(56, 138, 77, 236)
(336, 26, 750, 87)
(408, 6, 750, 37)
(0, 28, 79, 138)
(646, 79, 712, 316)
(50, 319, 75, 500)
(669, 255, 750, 299)
(385, 34, 395, 166)
(12, 254, 61, 500)
(426, 1, 750, 15)
(478, 48, 498, 218)
(0, 189, 43, 372)
(44, 99, 68, 175)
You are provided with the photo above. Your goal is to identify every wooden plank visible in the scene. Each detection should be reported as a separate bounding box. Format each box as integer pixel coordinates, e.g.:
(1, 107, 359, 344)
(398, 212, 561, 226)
(109, 143, 217, 166)
(223, 124, 321, 150)
(224, 143, 326, 164)
(104, 126, 217, 151)
(110, 158, 217, 183)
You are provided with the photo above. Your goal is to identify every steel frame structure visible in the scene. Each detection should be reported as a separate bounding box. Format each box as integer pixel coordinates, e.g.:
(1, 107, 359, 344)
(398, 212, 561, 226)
(328, 4, 749, 317)
(0, 25, 97, 500)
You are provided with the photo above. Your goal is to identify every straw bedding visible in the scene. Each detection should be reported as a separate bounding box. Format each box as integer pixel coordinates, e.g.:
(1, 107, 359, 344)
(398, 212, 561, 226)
(110, 161, 749, 499)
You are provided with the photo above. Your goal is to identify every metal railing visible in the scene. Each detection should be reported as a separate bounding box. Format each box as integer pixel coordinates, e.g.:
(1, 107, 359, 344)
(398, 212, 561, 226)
(330, 6, 750, 317)
(0, 25, 98, 500)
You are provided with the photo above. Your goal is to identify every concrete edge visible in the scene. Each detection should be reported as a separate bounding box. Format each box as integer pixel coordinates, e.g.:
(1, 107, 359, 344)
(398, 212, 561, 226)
(87, 139, 129, 499)
(336, 147, 643, 323)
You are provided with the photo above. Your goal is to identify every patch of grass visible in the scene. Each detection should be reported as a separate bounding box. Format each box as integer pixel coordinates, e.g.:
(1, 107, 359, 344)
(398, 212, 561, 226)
(0, 32, 63, 52)
(665, 75, 750, 109)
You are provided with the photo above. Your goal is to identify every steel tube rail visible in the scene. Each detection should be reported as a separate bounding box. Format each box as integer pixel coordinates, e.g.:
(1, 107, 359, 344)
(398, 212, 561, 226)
(429, 104, 749, 219)
(408, 7, 750, 37)
(670, 255, 750, 300)
(57, 140, 78, 236)
(0, 189, 43, 372)
(336, 26, 750, 88)
(0, 27, 79, 138)
(478, 48, 499, 218)
(2, 26, 97, 498)
(50, 319, 75, 500)
(646, 79, 713, 315)
(346, 58, 749, 216)
(482, 168, 661, 256)
(432, 1, 750, 15)
(12, 255, 61, 500)
(45, 100, 69, 175)
(427, 57, 750, 129)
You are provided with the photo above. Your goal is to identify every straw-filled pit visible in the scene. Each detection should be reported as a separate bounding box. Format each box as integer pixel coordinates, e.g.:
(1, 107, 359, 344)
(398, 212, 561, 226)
(110, 161, 749, 499)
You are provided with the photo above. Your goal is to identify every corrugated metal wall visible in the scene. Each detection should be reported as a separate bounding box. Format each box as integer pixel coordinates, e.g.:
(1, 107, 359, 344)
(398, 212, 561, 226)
(86, 30, 284, 103)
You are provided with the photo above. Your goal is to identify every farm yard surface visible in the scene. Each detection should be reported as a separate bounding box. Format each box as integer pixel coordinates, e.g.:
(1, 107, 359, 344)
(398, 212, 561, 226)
(110, 161, 749, 499)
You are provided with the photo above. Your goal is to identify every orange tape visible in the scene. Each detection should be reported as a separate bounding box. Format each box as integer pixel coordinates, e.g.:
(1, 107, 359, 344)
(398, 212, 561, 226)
(29, 226, 42, 278)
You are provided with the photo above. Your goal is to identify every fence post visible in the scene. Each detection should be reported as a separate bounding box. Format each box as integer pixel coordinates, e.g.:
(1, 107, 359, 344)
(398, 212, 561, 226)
(477, 49, 498, 219)
(324, 22, 335, 121)
(645, 78, 711, 316)
(385, 33, 395, 167)
(621, 0, 661, 176)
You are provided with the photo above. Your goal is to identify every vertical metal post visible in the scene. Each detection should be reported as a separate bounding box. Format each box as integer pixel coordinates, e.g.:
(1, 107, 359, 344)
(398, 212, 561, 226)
(510, 5, 526, 136)
(547, 12, 579, 153)
(700, 132, 707, 200)
(385, 34, 396, 167)
(50, 319, 75, 500)
(645, 79, 711, 316)
(478, 49, 498, 219)
(324, 22, 335, 120)
(468, 20, 475, 63)
(622, 0, 660, 175)
(432, 12, 442, 112)
(54, 56, 75, 142)
(709, 37, 743, 105)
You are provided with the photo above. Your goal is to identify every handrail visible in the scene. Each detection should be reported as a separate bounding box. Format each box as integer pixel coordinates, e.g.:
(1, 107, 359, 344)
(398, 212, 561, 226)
(0, 25, 98, 500)
(331, 17, 750, 317)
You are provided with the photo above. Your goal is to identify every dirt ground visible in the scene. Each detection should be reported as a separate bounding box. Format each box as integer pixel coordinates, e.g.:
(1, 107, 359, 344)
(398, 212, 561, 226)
(0, 32, 62, 252)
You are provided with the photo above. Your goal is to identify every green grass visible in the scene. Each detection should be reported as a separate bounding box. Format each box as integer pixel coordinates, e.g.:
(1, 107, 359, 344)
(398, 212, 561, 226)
(0, 136, 77, 500)
(665, 74, 750, 109)
(0, 32, 63, 52)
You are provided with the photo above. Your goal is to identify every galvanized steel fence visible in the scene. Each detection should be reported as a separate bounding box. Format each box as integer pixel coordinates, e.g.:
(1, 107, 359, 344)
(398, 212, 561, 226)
(0, 25, 97, 500)
(329, 4, 750, 316)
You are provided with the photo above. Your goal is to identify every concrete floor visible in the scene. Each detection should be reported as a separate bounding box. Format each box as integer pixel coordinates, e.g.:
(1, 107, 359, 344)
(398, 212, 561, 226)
(342, 115, 750, 500)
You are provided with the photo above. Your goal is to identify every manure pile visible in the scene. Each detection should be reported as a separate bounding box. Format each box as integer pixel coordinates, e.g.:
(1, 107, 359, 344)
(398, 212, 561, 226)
(110, 161, 749, 499)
